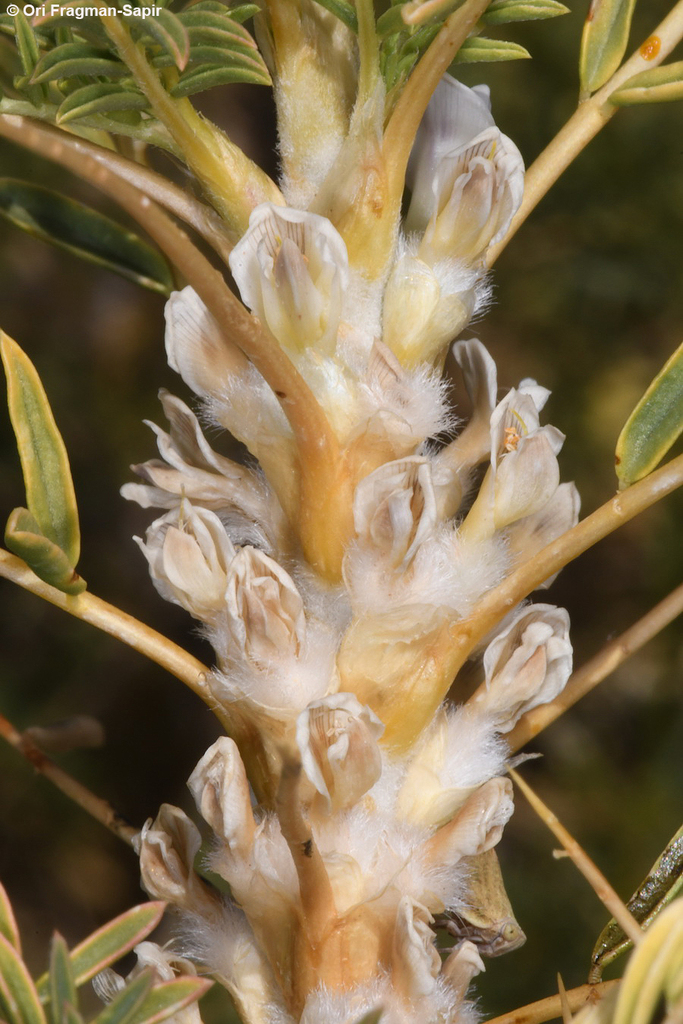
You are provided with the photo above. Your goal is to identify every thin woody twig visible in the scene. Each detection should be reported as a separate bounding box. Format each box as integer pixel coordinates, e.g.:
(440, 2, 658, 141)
(484, 979, 619, 1024)
(0, 711, 138, 847)
(488, 0, 683, 265)
(449, 454, 683, 667)
(383, 0, 489, 181)
(0, 549, 210, 698)
(0, 115, 234, 263)
(509, 769, 643, 946)
(507, 581, 683, 752)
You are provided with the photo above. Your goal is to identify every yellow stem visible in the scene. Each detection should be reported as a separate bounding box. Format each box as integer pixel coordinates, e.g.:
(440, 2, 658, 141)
(484, 980, 619, 1024)
(356, 0, 380, 105)
(507, 581, 683, 751)
(447, 454, 683, 671)
(488, 0, 683, 266)
(383, 0, 489, 183)
(0, 710, 138, 846)
(510, 769, 643, 945)
(99, 11, 282, 237)
(0, 549, 209, 697)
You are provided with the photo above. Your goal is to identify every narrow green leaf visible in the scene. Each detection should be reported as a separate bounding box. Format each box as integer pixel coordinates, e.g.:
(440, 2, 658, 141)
(62, 1006, 83, 1024)
(451, 36, 531, 63)
(178, 7, 259, 41)
(132, 10, 190, 70)
(56, 84, 149, 125)
(12, 11, 46, 103)
(483, 0, 569, 25)
(92, 972, 154, 1024)
(36, 905, 165, 1001)
(185, 27, 259, 57)
(30, 44, 126, 84)
(610, 61, 683, 105)
(309, 0, 358, 31)
(170, 60, 270, 96)
(1, 333, 80, 566)
(5, 508, 86, 594)
(154, 44, 265, 69)
(579, 0, 637, 95)
(48, 935, 78, 1024)
(127, 978, 212, 1024)
(376, 6, 408, 36)
(226, 3, 261, 21)
(615, 340, 683, 489)
(13, 11, 40, 77)
(591, 824, 683, 982)
(0, 180, 174, 295)
(0, 883, 21, 955)
(0, 934, 47, 1024)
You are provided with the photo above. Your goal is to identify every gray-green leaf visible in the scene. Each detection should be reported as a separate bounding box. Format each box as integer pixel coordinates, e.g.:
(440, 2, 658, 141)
(0, 180, 174, 294)
(30, 43, 127, 84)
(1, 333, 80, 567)
(0, 933, 48, 1024)
(56, 84, 149, 125)
(13, 10, 40, 78)
(451, 36, 531, 63)
(579, 0, 637, 95)
(36, 904, 166, 1001)
(126, 978, 212, 1024)
(48, 935, 78, 1024)
(615, 340, 683, 489)
(609, 61, 683, 105)
(170, 60, 270, 96)
(483, 0, 569, 25)
(5, 508, 86, 595)
(0, 882, 21, 954)
(93, 972, 154, 1024)
(131, 10, 190, 70)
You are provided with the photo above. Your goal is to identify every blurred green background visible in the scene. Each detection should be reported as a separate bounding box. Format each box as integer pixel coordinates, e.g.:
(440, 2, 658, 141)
(0, 0, 682, 1018)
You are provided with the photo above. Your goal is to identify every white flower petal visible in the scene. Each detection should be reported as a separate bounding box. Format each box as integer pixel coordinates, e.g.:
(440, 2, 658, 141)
(229, 203, 349, 354)
(187, 737, 256, 856)
(297, 693, 384, 813)
(474, 604, 573, 731)
(165, 287, 244, 399)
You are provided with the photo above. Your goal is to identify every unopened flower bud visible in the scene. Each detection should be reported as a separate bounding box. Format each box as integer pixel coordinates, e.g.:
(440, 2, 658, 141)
(135, 503, 235, 622)
(353, 457, 437, 570)
(138, 804, 212, 913)
(472, 605, 572, 732)
(398, 707, 505, 829)
(187, 737, 256, 857)
(297, 693, 384, 813)
(381, 254, 472, 367)
(229, 203, 348, 355)
(225, 546, 305, 667)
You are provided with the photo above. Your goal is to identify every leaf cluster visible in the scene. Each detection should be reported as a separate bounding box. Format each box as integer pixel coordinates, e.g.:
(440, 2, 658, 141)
(0, 1, 269, 134)
(0, 888, 210, 1024)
